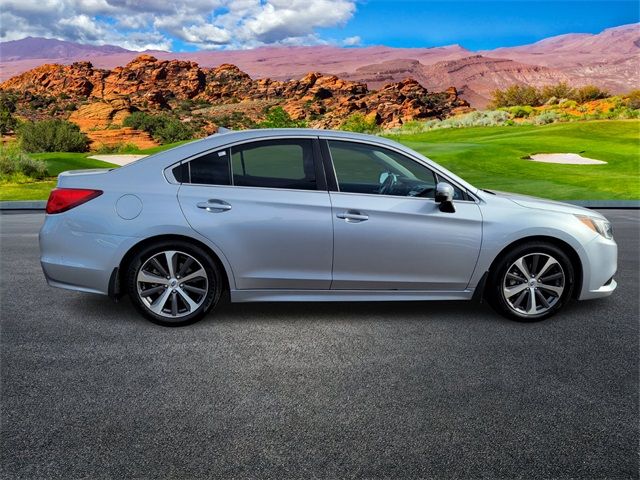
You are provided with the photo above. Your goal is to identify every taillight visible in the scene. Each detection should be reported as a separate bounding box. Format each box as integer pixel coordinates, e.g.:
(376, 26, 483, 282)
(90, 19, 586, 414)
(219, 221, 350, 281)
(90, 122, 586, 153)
(46, 188, 103, 214)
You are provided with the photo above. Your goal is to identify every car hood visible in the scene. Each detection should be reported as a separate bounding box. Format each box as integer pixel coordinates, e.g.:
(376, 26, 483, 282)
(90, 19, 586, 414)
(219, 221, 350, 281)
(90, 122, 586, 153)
(487, 190, 606, 219)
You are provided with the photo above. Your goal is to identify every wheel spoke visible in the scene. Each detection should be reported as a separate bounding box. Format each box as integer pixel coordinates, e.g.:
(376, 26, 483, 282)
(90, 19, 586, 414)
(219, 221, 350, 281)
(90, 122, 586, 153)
(539, 272, 563, 283)
(538, 283, 563, 296)
(171, 292, 178, 316)
(506, 272, 524, 281)
(183, 284, 206, 296)
(149, 288, 172, 314)
(164, 251, 177, 278)
(527, 288, 537, 314)
(535, 289, 550, 308)
(512, 289, 528, 308)
(177, 287, 199, 312)
(537, 256, 559, 278)
(139, 271, 169, 285)
(177, 257, 194, 278)
(149, 257, 169, 278)
(531, 255, 540, 277)
(514, 257, 531, 278)
(140, 285, 165, 297)
(180, 268, 206, 284)
(504, 282, 528, 299)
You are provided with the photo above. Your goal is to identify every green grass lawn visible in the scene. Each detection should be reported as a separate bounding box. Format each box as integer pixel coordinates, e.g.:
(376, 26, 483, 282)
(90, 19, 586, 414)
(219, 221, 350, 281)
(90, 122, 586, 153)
(387, 120, 640, 200)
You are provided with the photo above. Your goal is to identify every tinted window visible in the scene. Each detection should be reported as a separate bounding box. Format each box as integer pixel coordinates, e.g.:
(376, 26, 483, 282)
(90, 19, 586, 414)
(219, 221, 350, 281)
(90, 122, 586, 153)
(328, 140, 437, 198)
(188, 149, 231, 185)
(231, 139, 316, 190)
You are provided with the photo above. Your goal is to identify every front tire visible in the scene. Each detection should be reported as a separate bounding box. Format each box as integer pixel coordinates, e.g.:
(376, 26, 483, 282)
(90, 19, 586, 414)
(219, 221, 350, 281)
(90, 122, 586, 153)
(487, 242, 575, 322)
(126, 240, 222, 326)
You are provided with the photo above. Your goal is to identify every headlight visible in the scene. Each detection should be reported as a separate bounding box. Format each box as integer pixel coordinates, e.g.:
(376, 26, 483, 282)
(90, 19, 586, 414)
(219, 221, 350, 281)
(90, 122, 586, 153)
(576, 215, 613, 239)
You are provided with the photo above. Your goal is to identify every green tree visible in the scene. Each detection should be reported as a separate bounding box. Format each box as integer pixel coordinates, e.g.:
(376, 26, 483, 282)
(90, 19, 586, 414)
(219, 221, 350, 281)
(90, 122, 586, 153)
(18, 119, 88, 153)
(0, 94, 18, 135)
(257, 107, 306, 128)
(540, 82, 575, 102)
(491, 85, 542, 108)
(339, 113, 380, 134)
(572, 85, 610, 103)
(123, 111, 194, 143)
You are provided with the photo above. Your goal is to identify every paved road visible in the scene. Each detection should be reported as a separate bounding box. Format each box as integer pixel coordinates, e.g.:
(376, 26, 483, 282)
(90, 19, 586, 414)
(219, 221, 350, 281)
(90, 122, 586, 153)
(1, 211, 638, 479)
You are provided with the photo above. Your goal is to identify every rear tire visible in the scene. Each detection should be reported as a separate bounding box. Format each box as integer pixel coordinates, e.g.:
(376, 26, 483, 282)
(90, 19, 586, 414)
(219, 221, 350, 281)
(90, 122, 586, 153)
(126, 240, 222, 327)
(487, 242, 575, 322)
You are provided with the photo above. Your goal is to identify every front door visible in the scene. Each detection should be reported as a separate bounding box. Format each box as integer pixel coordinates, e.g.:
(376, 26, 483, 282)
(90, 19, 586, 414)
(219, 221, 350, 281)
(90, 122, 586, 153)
(326, 139, 482, 291)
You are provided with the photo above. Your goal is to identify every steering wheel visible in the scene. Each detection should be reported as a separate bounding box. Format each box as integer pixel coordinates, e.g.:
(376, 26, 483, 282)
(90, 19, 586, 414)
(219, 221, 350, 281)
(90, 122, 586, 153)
(379, 172, 397, 195)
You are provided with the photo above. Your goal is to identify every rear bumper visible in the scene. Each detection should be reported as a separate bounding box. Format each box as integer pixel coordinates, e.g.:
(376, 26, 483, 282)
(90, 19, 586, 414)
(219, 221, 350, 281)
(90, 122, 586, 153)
(578, 234, 618, 300)
(39, 215, 138, 295)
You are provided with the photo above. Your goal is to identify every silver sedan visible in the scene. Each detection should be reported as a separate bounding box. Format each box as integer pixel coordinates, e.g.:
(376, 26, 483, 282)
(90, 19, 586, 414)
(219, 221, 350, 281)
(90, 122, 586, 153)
(39, 129, 617, 326)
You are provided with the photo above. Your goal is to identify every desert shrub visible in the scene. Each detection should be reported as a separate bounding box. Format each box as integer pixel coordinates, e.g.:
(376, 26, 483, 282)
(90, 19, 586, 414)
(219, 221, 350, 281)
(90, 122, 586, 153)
(558, 99, 578, 109)
(211, 111, 257, 130)
(491, 85, 542, 108)
(123, 111, 193, 143)
(0, 96, 17, 135)
(0, 143, 48, 180)
(339, 113, 379, 133)
(540, 83, 574, 103)
(257, 107, 307, 128)
(573, 85, 610, 103)
(624, 90, 640, 110)
(393, 110, 510, 133)
(532, 111, 560, 125)
(508, 105, 535, 118)
(18, 119, 88, 152)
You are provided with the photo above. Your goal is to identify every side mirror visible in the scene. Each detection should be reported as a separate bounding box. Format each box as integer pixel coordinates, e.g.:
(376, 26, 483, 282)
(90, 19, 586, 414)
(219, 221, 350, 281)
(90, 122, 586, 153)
(435, 182, 455, 213)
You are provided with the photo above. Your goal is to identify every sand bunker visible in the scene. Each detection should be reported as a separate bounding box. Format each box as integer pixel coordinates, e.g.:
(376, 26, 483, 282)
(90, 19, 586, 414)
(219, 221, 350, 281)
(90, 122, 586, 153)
(527, 153, 607, 165)
(89, 154, 148, 166)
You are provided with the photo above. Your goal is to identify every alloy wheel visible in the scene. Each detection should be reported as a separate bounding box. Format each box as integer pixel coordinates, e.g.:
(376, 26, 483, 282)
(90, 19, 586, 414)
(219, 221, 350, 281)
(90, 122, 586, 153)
(502, 252, 565, 316)
(136, 250, 209, 319)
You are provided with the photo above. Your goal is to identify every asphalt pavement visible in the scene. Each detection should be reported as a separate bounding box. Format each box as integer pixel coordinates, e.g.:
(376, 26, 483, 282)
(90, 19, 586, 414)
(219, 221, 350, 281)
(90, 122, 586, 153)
(1, 210, 638, 479)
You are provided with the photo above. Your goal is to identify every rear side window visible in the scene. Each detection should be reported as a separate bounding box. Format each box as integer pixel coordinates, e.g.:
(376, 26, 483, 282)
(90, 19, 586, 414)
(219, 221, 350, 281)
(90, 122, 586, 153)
(231, 139, 316, 190)
(189, 149, 231, 185)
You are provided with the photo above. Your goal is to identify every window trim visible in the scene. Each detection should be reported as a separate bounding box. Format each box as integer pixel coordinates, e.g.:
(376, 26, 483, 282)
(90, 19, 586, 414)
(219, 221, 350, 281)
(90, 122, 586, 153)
(164, 136, 328, 192)
(319, 138, 478, 203)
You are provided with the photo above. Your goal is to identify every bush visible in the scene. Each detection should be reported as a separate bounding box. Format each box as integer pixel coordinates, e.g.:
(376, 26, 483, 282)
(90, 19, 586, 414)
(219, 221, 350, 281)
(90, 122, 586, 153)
(532, 111, 560, 125)
(123, 111, 193, 144)
(340, 113, 380, 133)
(624, 90, 640, 110)
(0, 94, 18, 135)
(540, 82, 574, 103)
(18, 119, 88, 152)
(257, 107, 307, 128)
(508, 105, 535, 118)
(0, 143, 48, 181)
(491, 85, 542, 108)
(94, 143, 140, 154)
(573, 85, 610, 103)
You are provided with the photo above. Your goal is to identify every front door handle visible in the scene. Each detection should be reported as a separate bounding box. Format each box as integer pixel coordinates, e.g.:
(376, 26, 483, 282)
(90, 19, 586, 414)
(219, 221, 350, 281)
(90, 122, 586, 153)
(336, 210, 369, 223)
(197, 199, 232, 212)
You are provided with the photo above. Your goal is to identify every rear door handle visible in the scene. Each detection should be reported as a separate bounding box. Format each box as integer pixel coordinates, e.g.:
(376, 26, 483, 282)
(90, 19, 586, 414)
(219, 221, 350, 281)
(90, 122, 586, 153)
(336, 210, 369, 222)
(197, 199, 232, 212)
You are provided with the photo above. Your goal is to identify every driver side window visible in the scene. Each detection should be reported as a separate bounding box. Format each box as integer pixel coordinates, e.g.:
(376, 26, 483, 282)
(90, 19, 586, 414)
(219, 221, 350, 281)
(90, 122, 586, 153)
(328, 140, 437, 198)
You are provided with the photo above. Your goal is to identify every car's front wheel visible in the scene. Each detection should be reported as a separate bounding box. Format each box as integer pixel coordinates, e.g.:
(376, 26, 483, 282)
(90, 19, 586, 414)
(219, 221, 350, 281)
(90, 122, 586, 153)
(126, 240, 222, 326)
(487, 242, 575, 322)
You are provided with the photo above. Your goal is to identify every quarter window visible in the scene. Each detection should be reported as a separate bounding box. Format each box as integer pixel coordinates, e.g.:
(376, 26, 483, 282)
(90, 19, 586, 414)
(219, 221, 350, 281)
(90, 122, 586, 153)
(328, 140, 437, 198)
(189, 149, 231, 185)
(231, 139, 316, 190)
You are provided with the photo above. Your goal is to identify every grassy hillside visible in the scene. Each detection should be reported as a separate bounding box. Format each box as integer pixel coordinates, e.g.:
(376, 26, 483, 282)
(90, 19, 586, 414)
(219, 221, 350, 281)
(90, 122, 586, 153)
(388, 120, 640, 200)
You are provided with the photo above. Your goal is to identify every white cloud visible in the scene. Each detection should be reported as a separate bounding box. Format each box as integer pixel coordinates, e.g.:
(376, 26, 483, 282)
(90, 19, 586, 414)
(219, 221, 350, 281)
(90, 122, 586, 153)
(0, 0, 359, 51)
(342, 35, 361, 46)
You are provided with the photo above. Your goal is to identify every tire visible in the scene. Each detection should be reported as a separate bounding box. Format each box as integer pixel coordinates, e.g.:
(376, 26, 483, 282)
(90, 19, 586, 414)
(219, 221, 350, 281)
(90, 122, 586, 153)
(126, 240, 223, 327)
(487, 242, 575, 322)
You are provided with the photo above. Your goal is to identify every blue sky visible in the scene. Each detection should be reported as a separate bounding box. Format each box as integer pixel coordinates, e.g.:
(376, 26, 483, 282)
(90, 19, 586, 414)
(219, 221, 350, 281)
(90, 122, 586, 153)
(2, 0, 638, 52)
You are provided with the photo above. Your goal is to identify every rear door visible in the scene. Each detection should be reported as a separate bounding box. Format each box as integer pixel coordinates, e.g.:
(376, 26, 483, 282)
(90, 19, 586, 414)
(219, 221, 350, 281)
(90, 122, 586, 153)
(178, 137, 333, 290)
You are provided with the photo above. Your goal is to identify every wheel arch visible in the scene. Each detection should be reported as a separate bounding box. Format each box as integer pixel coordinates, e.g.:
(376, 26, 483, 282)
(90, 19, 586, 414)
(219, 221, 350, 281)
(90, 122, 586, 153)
(113, 234, 232, 299)
(485, 235, 583, 299)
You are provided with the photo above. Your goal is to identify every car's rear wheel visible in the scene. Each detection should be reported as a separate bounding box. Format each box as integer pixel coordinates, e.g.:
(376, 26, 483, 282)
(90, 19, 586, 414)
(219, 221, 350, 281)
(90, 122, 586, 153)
(487, 242, 575, 322)
(126, 240, 222, 326)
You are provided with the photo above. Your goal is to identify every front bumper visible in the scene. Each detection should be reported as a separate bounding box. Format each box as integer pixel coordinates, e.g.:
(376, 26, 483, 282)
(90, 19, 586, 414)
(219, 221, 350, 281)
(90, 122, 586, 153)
(578, 233, 618, 300)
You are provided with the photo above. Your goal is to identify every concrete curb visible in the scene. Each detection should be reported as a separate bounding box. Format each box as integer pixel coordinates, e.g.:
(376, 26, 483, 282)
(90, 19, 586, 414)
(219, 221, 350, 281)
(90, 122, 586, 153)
(1, 199, 638, 211)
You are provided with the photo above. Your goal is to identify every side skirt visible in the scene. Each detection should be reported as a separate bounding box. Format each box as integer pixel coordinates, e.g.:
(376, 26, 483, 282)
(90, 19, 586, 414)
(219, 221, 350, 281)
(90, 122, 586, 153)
(230, 289, 475, 303)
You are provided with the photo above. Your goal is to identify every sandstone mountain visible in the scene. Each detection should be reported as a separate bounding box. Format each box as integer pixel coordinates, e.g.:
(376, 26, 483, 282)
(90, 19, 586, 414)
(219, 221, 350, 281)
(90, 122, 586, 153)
(0, 55, 471, 132)
(1, 24, 637, 106)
